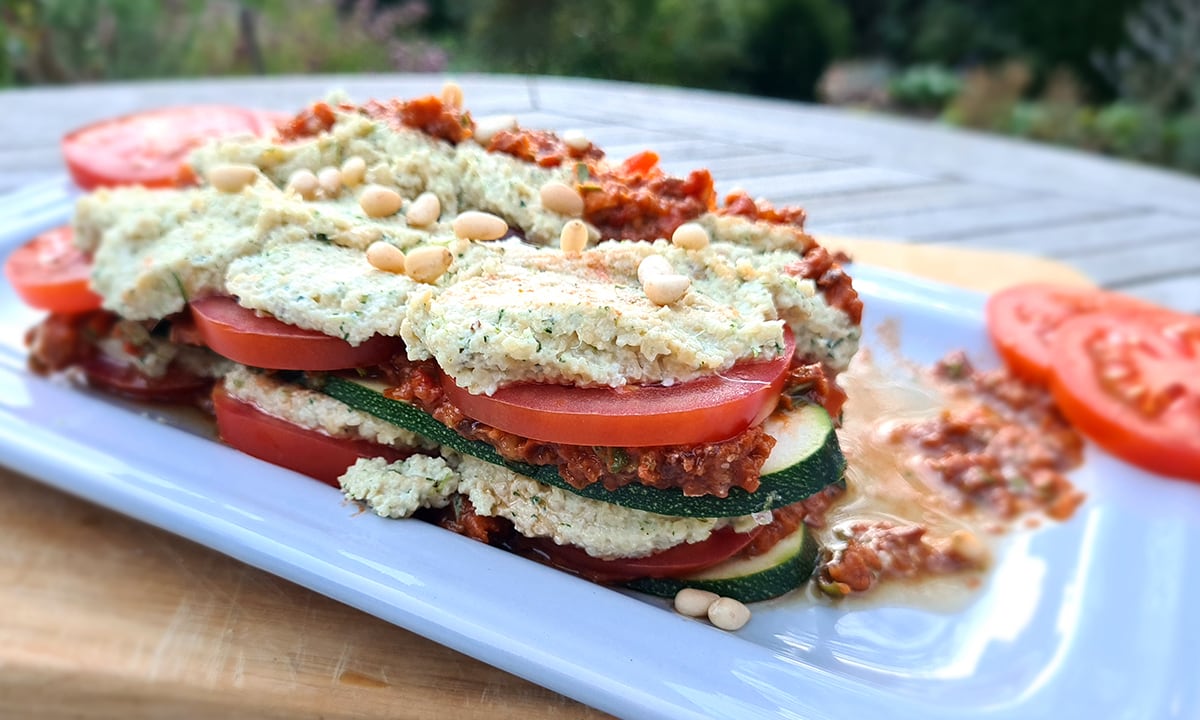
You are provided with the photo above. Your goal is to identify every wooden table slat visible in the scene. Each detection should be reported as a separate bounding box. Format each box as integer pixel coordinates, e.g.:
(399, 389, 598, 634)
(815, 197, 1128, 245)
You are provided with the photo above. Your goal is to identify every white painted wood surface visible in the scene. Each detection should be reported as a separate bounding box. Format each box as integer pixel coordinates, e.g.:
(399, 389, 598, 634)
(2, 73, 1197, 313)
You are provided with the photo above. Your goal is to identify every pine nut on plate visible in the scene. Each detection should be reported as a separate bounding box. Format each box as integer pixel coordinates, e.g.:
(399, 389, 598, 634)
(707, 597, 751, 631)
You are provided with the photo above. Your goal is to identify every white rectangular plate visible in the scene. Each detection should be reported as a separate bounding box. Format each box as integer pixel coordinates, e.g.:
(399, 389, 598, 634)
(2, 188, 1198, 719)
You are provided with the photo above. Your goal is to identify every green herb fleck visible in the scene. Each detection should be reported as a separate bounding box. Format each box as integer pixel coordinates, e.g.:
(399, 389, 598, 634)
(169, 271, 189, 303)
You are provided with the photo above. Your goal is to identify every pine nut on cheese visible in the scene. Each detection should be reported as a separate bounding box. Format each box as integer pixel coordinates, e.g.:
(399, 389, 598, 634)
(406, 192, 442, 227)
(404, 245, 452, 283)
(643, 273, 691, 306)
(452, 210, 508, 240)
(671, 222, 710, 250)
(474, 114, 517, 145)
(317, 166, 342, 197)
(340, 156, 367, 187)
(559, 219, 588, 255)
(637, 254, 674, 284)
(539, 181, 585, 217)
(359, 185, 405, 218)
(365, 241, 406, 273)
(286, 168, 319, 199)
(206, 164, 259, 193)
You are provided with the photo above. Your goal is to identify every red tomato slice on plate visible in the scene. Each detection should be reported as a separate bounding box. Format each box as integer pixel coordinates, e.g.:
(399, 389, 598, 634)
(525, 524, 764, 583)
(62, 105, 279, 190)
(986, 283, 1156, 383)
(4, 226, 103, 314)
(440, 328, 795, 447)
(80, 355, 212, 403)
(213, 382, 413, 487)
(1049, 311, 1200, 483)
(189, 296, 405, 371)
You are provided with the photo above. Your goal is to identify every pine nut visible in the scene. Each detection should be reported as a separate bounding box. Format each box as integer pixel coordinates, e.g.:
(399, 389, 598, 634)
(340, 156, 367, 187)
(637, 254, 674, 285)
(671, 222, 710, 250)
(452, 210, 508, 240)
(948, 529, 990, 566)
(562, 129, 591, 151)
(707, 597, 751, 631)
(405, 245, 453, 283)
(441, 81, 464, 109)
(286, 168, 319, 199)
(673, 588, 719, 618)
(359, 184, 404, 218)
(406, 191, 442, 227)
(206, 163, 259, 193)
(365, 241, 406, 274)
(559, 219, 588, 255)
(474, 114, 517, 145)
(643, 273, 691, 306)
(318, 166, 342, 197)
(540, 181, 585, 217)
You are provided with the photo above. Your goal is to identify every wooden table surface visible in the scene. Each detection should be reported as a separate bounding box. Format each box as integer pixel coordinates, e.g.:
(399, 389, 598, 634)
(0, 74, 1195, 719)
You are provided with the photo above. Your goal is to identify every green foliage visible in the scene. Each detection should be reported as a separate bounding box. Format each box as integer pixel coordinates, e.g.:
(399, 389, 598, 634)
(451, 0, 849, 100)
(0, 0, 443, 86)
(888, 63, 961, 111)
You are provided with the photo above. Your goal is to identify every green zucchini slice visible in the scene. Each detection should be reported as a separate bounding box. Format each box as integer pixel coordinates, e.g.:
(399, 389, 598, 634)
(625, 524, 819, 603)
(317, 375, 845, 519)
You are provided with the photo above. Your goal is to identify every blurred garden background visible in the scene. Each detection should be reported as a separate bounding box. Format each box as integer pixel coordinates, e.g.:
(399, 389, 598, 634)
(2, 0, 1198, 176)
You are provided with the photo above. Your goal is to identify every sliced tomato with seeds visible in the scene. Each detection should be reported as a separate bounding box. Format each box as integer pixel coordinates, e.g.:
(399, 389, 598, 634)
(985, 283, 1156, 383)
(4, 226, 103, 314)
(1049, 311, 1200, 483)
(522, 524, 765, 583)
(80, 355, 212, 403)
(441, 328, 795, 447)
(212, 382, 414, 488)
(62, 105, 280, 190)
(189, 296, 405, 371)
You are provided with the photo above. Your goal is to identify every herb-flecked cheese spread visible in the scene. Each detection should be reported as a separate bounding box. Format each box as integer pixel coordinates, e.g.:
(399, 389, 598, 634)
(73, 103, 859, 393)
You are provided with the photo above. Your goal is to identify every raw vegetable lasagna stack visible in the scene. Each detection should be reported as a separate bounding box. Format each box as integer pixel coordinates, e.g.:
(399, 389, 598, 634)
(15, 88, 863, 602)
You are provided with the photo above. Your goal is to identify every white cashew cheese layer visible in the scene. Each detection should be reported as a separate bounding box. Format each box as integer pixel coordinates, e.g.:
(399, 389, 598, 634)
(75, 102, 861, 392)
(221, 365, 435, 451)
(340, 453, 763, 560)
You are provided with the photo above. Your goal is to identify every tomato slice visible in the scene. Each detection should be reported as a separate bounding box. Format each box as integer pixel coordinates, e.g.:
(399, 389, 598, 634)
(440, 328, 795, 447)
(524, 524, 764, 583)
(986, 283, 1156, 383)
(212, 382, 413, 488)
(189, 296, 405, 371)
(80, 355, 212, 403)
(4, 226, 103, 314)
(62, 106, 278, 190)
(1049, 311, 1200, 483)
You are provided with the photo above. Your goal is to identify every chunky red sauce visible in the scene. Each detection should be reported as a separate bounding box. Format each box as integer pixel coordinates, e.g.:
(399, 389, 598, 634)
(579, 151, 716, 241)
(486, 128, 605, 167)
(278, 96, 473, 145)
(785, 246, 863, 326)
(816, 349, 1086, 597)
(379, 358, 778, 497)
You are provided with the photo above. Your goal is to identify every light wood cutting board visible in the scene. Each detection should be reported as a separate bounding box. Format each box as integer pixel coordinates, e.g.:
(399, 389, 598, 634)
(0, 242, 1092, 719)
